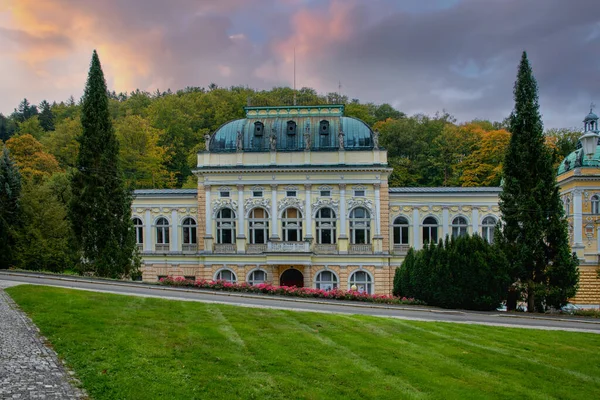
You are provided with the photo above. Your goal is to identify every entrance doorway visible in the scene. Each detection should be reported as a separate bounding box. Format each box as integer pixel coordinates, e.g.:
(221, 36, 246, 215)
(280, 268, 304, 288)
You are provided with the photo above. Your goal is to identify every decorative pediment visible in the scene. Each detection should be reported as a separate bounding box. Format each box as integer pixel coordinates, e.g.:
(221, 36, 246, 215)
(278, 197, 304, 213)
(212, 198, 238, 217)
(251, 185, 265, 192)
(318, 185, 333, 192)
(244, 198, 271, 215)
(347, 198, 373, 216)
(312, 198, 340, 216)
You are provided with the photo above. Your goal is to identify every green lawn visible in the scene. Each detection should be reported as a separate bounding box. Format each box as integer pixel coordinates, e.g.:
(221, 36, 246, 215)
(6, 285, 600, 400)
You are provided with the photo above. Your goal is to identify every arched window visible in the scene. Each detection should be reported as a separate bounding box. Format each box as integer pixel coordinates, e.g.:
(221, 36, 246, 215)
(349, 270, 373, 294)
(133, 217, 143, 245)
(422, 216, 438, 245)
(156, 217, 170, 244)
(592, 195, 600, 215)
(215, 269, 237, 283)
(216, 208, 236, 244)
(282, 208, 303, 241)
(248, 208, 269, 244)
(287, 120, 297, 135)
(315, 270, 338, 290)
(254, 121, 264, 136)
(315, 208, 336, 244)
(393, 216, 409, 245)
(182, 217, 197, 244)
(350, 207, 371, 244)
(481, 216, 497, 244)
(451, 216, 468, 238)
(564, 197, 571, 214)
(247, 269, 267, 285)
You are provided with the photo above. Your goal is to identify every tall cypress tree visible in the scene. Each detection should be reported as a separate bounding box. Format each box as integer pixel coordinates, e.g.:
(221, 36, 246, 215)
(69, 50, 139, 278)
(499, 52, 578, 312)
(0, 147, 22, 269)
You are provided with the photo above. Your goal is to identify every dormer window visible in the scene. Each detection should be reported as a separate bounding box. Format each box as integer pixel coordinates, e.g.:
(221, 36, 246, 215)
(287, 121, 297, 135)
(254, 121, 264, 136)
(320, 120, 330, 135)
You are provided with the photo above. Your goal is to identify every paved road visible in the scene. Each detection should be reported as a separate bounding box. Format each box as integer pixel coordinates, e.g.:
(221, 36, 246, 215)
(1, 271, 599, 334)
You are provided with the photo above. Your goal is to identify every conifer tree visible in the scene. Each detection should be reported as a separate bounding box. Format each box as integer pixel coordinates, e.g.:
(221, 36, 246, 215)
(498, 52, 578, 311)
(0, 148, 22, 269)
(38, 100, 55, 131)
(69, 50, 139, 278)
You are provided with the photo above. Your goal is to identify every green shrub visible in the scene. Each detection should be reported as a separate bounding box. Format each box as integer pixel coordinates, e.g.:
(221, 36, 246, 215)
(394, 234, 510, 310)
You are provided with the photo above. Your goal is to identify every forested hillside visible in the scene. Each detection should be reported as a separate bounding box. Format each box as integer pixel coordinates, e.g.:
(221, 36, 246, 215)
(0, 85, 582, 273)
(0, 85, 580, 190)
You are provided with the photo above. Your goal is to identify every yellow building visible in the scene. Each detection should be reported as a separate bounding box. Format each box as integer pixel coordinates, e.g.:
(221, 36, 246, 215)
(557, 109, 600, 307)
(131, 104, 599, 307)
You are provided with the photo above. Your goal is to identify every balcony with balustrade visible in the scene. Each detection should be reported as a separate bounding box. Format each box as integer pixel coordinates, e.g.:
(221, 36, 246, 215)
(213, 243, 236, 253)
(155, 243, 170, 252)
(393, 244, 410, 255)
(182, 244, 198, 253)
(313, 243, 338, 254)
(246, 243, 268, 253)
(349, 243, 372, 254)
(266, 241, 311, 252)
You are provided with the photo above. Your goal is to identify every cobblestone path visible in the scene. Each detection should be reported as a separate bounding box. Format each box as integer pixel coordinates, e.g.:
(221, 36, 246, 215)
(0, 288, 86, 399)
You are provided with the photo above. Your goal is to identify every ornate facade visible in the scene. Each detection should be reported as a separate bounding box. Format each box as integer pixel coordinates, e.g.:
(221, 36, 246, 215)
(131, 105, 600, 307)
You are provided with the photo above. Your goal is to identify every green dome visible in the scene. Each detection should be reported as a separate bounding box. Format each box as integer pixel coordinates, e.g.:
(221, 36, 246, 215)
(557, 139, 600, 175)
(207, 105, 374, 152)
(584, 112, 598, 122)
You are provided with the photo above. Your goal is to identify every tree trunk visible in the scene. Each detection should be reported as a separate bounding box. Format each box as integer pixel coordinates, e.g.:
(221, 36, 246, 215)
(527, 283, 535, 313)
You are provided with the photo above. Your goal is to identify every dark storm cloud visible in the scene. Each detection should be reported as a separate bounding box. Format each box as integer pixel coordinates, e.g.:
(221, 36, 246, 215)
(1, 0, 598, 128)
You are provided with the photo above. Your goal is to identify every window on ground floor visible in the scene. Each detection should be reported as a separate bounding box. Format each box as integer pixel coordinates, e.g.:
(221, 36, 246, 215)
(315, 270, 338, 291)
(349, 270, 373, 294)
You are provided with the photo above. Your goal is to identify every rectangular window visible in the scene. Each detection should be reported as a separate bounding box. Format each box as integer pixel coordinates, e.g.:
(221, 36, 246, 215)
(354, 190, 365, 197)
(320, 190, 331, 197)
(286, 190, 297, 197)
(220, 191, 230, 198)
(287, 229, 298, 242)
(322, 229, 333, 244)
(253, 191, 263, 197)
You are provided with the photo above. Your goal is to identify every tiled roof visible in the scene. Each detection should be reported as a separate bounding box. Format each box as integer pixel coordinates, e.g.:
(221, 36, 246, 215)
(388, 187, 501, 193)
(134, 189, 197, 196)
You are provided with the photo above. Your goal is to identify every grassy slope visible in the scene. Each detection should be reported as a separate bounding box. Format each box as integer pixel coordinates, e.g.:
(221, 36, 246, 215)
(6, 285, 600, 400)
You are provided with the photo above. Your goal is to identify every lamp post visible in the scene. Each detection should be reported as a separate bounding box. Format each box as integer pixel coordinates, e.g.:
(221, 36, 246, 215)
(579, 131, 600, 160)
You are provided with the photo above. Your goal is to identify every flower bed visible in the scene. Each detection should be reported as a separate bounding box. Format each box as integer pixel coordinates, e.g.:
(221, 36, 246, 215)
(159, 276, 425, 305)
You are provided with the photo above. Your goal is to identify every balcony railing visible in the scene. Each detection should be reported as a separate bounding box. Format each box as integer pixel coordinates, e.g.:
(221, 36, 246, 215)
(267, 241, 310, 252)
(214, 243, 237, 253)
(155, 243, 170, 252)
(393, 244, 410, 254)
(247, 243, 268, 253)
(349, 243, 372, 254)
(313, 244, 338, 254)
(182, 244, 198, 252)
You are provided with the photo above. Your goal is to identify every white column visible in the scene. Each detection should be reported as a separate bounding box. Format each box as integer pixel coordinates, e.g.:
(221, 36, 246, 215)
(471, 208, 479, 236)
(144, 209, 152, 252)
(574, 190, 583, 245)
(171, 209, 179, 251)
(237, 184, 245, 238)
(339, 184, 347, 238)
(374, 183, 381, 235)
(304, 184, 312, 239)
(270, 184, 279, 240)
(412, 207, 420, 250)
(596, 226, 600, 254)
(442, 207, 449, 238)
(205, 185, 212, 237)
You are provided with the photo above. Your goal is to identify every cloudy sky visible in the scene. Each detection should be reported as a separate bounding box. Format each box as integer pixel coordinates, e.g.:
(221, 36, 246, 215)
(1, 0, 599, 129)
